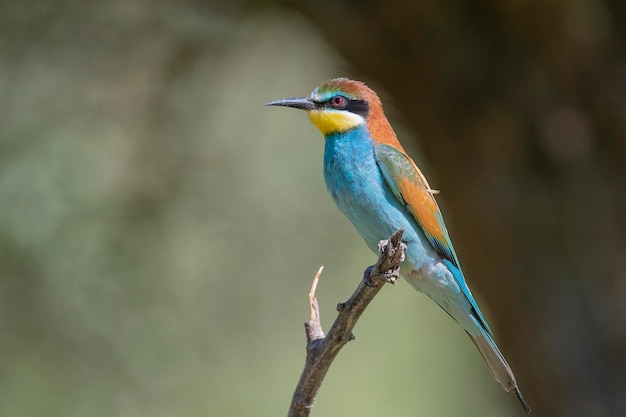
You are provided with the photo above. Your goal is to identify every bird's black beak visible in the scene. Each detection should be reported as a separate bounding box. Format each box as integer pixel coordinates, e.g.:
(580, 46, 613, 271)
(264, 97, 316, 111)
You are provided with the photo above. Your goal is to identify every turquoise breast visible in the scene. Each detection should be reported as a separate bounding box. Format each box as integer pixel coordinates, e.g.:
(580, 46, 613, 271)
(322, 126, 434, 268)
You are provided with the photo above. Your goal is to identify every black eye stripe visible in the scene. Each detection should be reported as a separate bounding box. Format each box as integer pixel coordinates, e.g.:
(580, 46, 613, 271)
(346, 99, 369, 117)
(318, 97, 370, 117)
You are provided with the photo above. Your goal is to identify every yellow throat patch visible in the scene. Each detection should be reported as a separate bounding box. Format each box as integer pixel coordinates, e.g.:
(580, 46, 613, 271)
(307, 109, 364, 136)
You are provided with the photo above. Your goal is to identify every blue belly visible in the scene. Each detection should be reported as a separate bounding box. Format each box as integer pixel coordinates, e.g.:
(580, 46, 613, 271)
(323, 127, 435, 269)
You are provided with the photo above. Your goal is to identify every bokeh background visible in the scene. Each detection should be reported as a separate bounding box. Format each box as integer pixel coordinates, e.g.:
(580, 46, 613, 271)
(1, 1, 625, 416)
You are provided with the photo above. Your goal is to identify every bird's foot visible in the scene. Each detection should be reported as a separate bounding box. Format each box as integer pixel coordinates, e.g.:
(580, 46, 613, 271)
(364, 263, 400, 285)
(379, 266, 401, 284)
(363, 230, 406, 286)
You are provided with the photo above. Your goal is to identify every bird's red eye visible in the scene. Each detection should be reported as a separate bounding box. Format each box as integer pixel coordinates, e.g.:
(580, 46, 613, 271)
(331, 96, 346, 108)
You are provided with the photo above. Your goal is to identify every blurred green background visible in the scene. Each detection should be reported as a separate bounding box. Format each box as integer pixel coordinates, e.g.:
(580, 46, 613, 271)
(1, 1, 625, 417)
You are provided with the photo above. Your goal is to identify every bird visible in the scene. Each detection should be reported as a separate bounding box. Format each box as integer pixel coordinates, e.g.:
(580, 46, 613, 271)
(265, 77, 530, 413)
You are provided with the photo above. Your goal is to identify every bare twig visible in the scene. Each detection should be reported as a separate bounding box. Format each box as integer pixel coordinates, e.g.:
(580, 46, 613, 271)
(287, 230, 406, 417)
(305, 266, 324, 342)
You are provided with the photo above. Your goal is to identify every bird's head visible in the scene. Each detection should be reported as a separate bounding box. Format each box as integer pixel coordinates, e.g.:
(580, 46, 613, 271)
(266, 78, 387, 136)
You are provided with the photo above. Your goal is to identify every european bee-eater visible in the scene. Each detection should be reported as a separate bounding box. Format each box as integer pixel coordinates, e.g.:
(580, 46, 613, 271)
(266, 78, 530, 413)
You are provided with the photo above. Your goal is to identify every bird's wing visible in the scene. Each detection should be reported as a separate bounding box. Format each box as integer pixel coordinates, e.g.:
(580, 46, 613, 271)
(374, 143, 492, 335)
(375, 143, 458, 264)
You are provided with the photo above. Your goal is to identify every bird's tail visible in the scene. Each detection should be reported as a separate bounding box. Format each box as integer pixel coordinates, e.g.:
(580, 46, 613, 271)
(469, 326, 531, 414)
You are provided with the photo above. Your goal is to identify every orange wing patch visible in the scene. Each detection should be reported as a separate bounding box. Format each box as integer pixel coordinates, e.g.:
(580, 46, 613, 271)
(397, 177, 447, 244)
(374, 142, 456, 264)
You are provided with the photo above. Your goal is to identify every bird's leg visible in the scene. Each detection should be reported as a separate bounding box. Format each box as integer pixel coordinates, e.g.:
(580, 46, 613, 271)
(379, 264, 401, 284)
(363, 262, 400, 285)
(362, 230, 406, 286)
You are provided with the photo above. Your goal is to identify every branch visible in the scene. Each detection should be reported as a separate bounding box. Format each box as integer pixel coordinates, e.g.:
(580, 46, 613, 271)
(287, 230, 406, 417)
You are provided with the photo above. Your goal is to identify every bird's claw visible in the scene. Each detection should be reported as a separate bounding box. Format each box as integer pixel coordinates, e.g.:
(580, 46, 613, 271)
(380, 266, 400, 284)
(364, 230, 405, 286)
(397, 244, 406, 263)
(363, 263, 401, 286)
